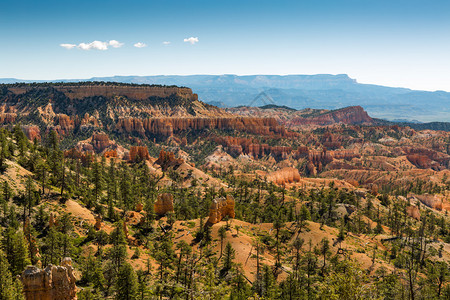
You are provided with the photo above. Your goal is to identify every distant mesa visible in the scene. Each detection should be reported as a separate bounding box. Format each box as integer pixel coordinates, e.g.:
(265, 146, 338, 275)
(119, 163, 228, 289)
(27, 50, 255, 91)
(5, 82, 198, 101)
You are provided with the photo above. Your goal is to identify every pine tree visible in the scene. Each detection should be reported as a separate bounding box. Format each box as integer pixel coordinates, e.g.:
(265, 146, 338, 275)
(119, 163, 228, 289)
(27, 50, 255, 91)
(2, 228, 30, 275)
(92, 161, 103, 204)
(221, 242, 235, 274)
(0, 247, 15, 300)
(115, 263, 138, 300)
(218, 226, 226, 258)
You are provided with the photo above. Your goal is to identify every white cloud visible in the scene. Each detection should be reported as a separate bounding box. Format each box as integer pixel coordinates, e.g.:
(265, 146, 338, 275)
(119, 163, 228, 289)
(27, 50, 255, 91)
(162, 41, 171, 45)
(109, 40, 124, 48)
(60, 43, 77, 49)
(60, 40, 124, 50)
(134, 42, 147, 48)
(183, 37, 199, 45)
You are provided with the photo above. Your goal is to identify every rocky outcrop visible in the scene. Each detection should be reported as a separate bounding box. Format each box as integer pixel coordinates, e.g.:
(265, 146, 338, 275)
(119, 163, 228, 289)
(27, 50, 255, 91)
(21, 257, 77, 300)
(154, 193, 174, 215)
(406, 154, 438, 170)
(135, 203, 144, 212)
(103, 150, 117, 158)
(207, 195, 235, 224)
(116, 117, 295, 138)
(286, 106, 373, 126)
(23, 125, 41, 141)
(267, 167, 301, 185)
(409, 193, 443, 210)
(91, 133, 112, 152)
(213, 136, 293, 159)
(406, 206, 420, 220)
(154, 150, 184, 171)
(404, 146, 449, 170)
(56, 114, 76, 135)
(129, 146, 150, 162)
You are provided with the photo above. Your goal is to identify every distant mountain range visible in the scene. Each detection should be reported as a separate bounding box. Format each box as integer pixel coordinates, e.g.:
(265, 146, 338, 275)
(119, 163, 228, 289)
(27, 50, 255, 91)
(2, 74, 450, 122)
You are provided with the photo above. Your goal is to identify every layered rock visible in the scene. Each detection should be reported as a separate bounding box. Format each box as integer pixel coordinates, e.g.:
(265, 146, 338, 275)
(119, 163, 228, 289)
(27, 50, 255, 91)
(267, 167, 301, 185)
(207, 195, 235, 224)
(116, 117, 295, 138)
(21, 258, 77, 300)
(94, 215, 102, 230)
(9, 84, 198, 101)
(154, 193, 174, 215)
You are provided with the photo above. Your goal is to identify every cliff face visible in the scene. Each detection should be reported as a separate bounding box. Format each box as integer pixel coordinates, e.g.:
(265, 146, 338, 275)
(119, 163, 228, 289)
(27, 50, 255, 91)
(8, 84, 198, 101)
(21, 257, 77, 300)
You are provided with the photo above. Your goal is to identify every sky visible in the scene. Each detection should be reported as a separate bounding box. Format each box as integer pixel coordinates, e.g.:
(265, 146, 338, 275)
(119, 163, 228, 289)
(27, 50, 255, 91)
(1, 0, 450, 91)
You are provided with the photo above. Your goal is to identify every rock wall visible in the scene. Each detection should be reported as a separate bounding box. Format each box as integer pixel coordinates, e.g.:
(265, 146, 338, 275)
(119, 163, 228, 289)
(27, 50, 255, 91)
(207, 195, 235, 224)
(21, 257, 77, 300)
(116, 117, 294, 138)
(267, 167, 301, 185)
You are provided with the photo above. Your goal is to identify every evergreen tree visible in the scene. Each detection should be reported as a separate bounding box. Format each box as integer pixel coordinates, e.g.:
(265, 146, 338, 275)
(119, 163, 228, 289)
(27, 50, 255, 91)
(221, 242, 235, 274)
(115, 263, 138, 300)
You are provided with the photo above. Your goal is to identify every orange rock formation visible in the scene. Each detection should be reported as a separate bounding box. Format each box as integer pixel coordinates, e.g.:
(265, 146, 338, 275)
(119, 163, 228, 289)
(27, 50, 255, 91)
(267, 167, 301, 185)
(21, 257, 77, 300)
(129, 146, 150, 162)
(154, 150, 184, 171)
(207, 195, 235, 224)
(154, 193, 174, 215)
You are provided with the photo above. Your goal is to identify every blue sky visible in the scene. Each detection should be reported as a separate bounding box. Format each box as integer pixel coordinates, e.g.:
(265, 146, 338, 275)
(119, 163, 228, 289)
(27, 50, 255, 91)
(1, 0, 450, 91)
